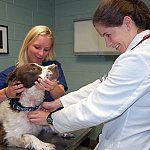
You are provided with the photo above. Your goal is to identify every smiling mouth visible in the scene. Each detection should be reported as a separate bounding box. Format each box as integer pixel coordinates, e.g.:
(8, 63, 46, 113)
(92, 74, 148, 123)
(36, 57, 43, 60)
(35, 57, 43, 63)
(113, 45, 119, 50)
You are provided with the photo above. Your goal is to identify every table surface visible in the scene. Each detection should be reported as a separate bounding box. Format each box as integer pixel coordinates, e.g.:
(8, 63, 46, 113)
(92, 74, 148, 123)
(0, 128, 92, 150)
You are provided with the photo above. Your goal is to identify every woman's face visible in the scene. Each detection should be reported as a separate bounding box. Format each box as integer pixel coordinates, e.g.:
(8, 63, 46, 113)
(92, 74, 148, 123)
(27, 35, 51, 65)
(94, 20, 134, 53)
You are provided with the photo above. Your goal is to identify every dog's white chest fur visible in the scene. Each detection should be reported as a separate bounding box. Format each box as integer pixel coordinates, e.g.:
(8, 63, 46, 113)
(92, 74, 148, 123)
(0, 88, 55, 150)
(0, 99, 42, 136)
(20, 86, 44, 107)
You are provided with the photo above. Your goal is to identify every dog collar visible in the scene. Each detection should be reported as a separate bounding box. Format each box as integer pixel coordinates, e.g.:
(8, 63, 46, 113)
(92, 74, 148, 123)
(9, 99, 40, 111)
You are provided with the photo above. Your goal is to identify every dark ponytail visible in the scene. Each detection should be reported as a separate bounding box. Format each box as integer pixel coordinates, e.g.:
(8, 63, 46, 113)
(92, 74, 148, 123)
(93, 0, 150, 29)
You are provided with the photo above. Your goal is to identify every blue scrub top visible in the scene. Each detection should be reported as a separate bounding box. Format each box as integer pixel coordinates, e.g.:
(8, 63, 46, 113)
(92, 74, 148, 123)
(0, 60, 68, 102)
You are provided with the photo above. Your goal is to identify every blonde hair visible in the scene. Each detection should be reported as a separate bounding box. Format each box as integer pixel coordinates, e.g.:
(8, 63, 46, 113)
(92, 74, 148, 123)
(18, 25, 56, 67)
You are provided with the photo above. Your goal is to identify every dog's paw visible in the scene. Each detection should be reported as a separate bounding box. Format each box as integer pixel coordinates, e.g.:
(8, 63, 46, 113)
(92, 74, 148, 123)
(22, 134, 55, 150)
(34, 142, 56, 150)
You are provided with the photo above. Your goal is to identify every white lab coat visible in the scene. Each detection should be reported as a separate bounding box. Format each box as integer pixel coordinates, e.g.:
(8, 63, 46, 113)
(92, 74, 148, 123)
(52, 30, 150, 150)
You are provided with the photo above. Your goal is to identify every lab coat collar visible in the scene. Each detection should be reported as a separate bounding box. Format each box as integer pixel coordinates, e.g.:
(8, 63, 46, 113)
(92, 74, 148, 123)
(126, 30, 150, 51)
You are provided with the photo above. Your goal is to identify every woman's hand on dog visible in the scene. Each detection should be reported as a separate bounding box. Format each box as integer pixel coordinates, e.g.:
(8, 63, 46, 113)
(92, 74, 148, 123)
(28, 99, 63, 125)
(41, 99, 63, 113)
(35, 78, 58, 91)
(28, 110, 49, 125)
(35, 78, 65, 99)
(6, 82, 25, 99)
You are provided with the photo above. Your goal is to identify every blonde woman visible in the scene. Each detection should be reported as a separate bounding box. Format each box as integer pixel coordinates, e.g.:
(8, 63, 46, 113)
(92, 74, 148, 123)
(0, 25, 68, 102)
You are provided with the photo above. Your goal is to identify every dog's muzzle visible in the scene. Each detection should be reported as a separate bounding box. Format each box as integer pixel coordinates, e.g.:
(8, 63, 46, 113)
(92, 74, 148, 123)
(46, 72, 54, 80)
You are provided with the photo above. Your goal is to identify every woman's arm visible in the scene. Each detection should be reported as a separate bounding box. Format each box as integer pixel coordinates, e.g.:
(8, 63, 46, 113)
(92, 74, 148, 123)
(49, 84, 65, 99)
(0, 66, 13, 102)
(40, 78, 102, 112)
(60, 79, 102, 107)
(0, 88, 8, 102)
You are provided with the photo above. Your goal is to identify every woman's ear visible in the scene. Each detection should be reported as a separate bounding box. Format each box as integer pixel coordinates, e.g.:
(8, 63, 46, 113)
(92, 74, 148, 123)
(123, 16, 133, 31)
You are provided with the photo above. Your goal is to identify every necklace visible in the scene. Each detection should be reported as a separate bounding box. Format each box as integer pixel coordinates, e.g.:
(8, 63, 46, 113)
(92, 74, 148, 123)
(131, 34, 150, 50)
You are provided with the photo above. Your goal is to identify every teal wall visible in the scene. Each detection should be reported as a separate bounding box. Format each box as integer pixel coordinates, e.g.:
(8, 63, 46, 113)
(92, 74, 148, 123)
(0, 0, 150, 93)
(54, 0, 117, 92)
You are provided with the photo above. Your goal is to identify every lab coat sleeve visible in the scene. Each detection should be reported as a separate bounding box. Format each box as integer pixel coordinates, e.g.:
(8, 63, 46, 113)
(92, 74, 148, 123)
(60, 78, 105, 107)
(52, 52, 149, 133)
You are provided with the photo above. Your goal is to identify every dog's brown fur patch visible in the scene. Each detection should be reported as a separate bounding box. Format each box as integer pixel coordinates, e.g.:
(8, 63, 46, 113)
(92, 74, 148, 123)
(7, 63, 42, 88)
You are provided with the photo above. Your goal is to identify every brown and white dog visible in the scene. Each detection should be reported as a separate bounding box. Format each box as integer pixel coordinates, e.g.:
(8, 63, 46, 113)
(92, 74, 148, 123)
(0, 63, 59, 150)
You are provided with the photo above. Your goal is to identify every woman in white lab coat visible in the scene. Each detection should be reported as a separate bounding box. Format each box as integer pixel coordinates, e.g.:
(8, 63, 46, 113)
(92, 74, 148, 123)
(28, 0, 150, 149)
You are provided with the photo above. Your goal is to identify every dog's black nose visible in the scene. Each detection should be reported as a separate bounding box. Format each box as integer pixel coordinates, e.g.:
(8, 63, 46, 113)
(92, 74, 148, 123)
(46, 72, 53, 80)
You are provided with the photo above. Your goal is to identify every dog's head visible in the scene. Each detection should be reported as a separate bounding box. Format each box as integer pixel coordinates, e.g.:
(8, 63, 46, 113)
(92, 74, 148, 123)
(7, 63, 59, 88)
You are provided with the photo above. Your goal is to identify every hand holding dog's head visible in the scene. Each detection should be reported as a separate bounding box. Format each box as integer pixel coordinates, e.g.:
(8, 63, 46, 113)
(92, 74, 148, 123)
(7, 63, 59, 88)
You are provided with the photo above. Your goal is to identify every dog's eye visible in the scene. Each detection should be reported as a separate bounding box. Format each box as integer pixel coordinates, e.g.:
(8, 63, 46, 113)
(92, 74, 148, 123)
(30, 66, 37, 71)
